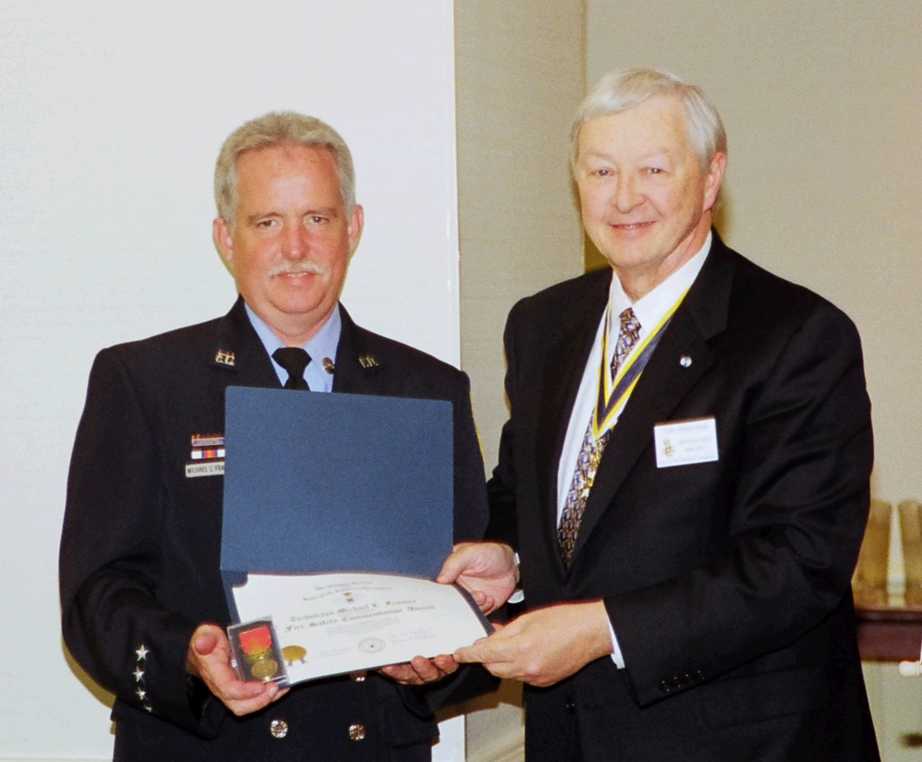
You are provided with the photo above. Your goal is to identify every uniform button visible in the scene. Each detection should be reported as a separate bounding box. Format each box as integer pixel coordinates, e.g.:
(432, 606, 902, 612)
(269, 719, 288, 739)
(350, 670, 367, 682)
(564, 700, 576, 713)
(348, 723, 367, 741)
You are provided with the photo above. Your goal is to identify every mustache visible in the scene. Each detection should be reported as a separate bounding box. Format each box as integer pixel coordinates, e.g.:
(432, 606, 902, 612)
(269, 261, 328, 277)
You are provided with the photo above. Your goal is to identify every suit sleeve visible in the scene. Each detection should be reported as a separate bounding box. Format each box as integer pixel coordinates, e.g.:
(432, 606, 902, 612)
(485, 305, 521, 548)
(608, 300, 873, 706)
(59, 349, 223, 737)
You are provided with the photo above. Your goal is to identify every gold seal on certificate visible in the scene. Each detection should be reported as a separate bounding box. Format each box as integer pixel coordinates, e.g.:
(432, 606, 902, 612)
(229, 572, 492, 686)
(282, 645, 308, 665)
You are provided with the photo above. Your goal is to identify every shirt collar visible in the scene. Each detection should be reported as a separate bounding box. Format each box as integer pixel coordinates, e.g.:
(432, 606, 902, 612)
(608, 231, 712, 335)
(244, 303, 342, 392)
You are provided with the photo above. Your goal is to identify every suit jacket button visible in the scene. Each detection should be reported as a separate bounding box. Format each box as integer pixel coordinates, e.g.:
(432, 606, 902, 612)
(659, 680, 672, 694)
(269, 719, 288, 739)
(350, 670, 367, 682)
(348, 723, 367, 741)
(564, 700, 576, 713)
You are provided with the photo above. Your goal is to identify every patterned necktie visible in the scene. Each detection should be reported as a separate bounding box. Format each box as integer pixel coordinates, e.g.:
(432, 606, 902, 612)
(558, 308, 641, 566)
(272, 347, 311, 390)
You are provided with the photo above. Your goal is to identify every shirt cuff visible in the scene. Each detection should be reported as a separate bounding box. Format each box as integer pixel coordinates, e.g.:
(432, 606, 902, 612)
(608, 618, 625, 669)
(508, 551, 524, 603)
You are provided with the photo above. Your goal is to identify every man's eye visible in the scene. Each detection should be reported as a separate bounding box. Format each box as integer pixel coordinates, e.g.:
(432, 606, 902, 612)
(308, 215, 328, 224)
(592, 168, 611, 177)
(255, 219, 275, 229)
(646, 167, 664, 175)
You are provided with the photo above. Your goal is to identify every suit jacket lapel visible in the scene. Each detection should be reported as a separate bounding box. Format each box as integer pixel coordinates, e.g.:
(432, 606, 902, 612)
(536, 271, 610, 570)
(208, 297, 281, 390)
(569, 236, 737, 563)
(330, 305, 383, 395)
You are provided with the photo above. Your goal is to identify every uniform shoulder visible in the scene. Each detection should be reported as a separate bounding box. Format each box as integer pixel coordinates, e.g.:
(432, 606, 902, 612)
(351, 325, 466, 383)
(95, 315, 224, 370)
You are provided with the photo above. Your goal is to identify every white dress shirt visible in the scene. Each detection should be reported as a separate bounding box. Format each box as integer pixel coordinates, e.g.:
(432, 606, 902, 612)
(556, 232, 712, 667)
(245, 303, 341, 393)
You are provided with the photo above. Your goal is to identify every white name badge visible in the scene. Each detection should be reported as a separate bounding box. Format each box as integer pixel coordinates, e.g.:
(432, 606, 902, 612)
(185, 461, 225, 478)
(654, 417, 718, 468)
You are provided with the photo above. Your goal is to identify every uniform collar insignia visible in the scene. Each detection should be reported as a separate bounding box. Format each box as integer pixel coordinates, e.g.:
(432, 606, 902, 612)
(214, 349, 236, 367)
(357, 353, 381, 370)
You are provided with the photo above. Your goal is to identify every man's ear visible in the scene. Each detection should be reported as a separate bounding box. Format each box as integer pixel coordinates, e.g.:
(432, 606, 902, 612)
(703, 152, 727, 213)
(347, 204, 364, 256)
(213, 217, 235, 271)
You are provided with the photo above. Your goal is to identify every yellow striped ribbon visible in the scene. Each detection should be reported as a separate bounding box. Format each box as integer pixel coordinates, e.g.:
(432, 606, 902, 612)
(592, 288, 690, 440)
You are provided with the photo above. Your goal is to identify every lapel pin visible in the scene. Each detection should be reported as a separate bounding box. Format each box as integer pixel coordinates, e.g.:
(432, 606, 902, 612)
(679, 355, 693, 368)
(214, 349, 236, 367)
(358, 354, 380, 369)
(322, 357, 336, 374)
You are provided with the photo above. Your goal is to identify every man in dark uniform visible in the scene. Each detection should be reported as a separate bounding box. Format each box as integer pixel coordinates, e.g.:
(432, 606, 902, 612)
(60, 112, 488, 760)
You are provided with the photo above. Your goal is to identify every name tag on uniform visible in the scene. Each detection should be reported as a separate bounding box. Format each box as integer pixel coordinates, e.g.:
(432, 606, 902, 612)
(654, 417, 718, 468)
(185, 461, 225, 478)
(186, 433, 225, 477)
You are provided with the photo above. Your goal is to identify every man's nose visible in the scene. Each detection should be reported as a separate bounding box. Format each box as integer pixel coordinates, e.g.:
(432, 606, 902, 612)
(613, 175, 642, 213)
(282, 223, 309, 259)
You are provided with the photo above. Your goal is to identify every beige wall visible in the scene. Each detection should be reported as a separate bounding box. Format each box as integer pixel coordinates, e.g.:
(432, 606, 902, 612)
(455, 1, 585, 758)
(456, 0, 586, 470)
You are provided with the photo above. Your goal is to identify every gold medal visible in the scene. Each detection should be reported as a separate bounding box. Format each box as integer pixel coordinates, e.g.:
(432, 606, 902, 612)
(251, 657, 279, 681)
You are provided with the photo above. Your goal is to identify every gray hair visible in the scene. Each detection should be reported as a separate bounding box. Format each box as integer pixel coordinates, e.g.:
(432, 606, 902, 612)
(214, 111, 356, 222)
(570, 67, 727, 170)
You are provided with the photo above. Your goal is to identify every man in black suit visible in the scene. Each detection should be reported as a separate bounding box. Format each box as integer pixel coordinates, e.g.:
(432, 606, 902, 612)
(60, 112, 488, 760)
(440, 68, 879, 760)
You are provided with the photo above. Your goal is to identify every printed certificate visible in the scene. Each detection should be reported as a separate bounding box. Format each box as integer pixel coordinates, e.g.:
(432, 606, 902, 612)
(229, 572, 491, 684)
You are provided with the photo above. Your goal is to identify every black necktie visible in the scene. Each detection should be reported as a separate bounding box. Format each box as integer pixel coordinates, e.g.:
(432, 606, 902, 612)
(272, 347, 311, 390)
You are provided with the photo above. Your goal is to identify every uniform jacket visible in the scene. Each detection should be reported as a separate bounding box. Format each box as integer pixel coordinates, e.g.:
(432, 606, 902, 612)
(487, 235, 880, 761)
(60, 298, 488, 761)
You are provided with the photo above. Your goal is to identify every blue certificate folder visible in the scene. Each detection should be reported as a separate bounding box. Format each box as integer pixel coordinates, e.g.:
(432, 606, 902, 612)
(221, 386, 454, 621)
